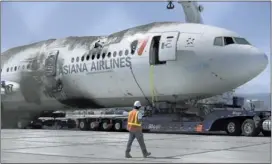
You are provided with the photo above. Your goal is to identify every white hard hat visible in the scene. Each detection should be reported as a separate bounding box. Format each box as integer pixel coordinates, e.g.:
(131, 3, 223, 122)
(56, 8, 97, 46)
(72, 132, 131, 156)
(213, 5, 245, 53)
(134, 101, 141, 107)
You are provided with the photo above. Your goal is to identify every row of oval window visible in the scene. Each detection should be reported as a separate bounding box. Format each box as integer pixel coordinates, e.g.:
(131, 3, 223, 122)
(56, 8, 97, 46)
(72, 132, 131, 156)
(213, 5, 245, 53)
(71, 49, 134, 63)
(3, 49, 135, 73)
(5, 64, 31, 73)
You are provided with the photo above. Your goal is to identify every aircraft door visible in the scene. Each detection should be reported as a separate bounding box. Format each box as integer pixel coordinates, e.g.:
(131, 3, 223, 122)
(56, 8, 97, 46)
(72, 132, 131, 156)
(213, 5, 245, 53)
(44, 50, 59, 77)
(43, 50, 65, 98)
(158, 31, 180, 61)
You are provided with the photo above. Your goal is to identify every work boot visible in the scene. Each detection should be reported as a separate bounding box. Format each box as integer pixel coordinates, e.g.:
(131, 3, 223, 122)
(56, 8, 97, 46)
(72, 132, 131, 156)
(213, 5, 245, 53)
(143, 152, 151, 158)
(125, 153, 132, 158)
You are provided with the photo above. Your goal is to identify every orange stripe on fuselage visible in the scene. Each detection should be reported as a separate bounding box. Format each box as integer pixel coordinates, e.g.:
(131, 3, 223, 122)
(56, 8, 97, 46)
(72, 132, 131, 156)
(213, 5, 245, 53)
(137, 37, 149, 56)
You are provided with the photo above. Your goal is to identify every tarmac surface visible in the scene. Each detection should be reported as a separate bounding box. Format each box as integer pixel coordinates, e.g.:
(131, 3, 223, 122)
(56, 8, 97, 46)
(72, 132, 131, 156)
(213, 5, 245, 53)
(1, 129, 271, 163)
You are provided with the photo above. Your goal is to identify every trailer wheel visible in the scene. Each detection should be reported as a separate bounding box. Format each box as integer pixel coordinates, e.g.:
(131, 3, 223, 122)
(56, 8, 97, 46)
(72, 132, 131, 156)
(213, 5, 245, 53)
(79, 120, 88, 130)
(261, 130, 271, 137)
(31, 120, 43, 129)
(17, 121, 23, 129)
(226, 119, 242, 136)
(17, 120, 29, 129)
(74, 120, 79, 128)
(241, 119, 261, 137)
(113, 121, 122, 131)
(54, 121, 63, 129)
(90, 121, 98, 130)
(101, 121, 109, 131)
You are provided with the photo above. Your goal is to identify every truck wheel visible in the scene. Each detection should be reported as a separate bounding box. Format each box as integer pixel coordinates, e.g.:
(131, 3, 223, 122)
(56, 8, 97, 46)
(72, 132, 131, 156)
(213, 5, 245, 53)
(90, 121, 98, 130)
(113, 121, 122, 131)
(226, 120, 242, 136)
(17, 121, 24, 129)
(241, 119, 261, 137)
(101, 120, 111, 131)
(262, 130, 271, 137)
(75, 120, 79, 129)
(54, 121, 62, 129)
(31, 120, 43, 129)
(79, 120, 88, 130)
(17, 120, 29, 129)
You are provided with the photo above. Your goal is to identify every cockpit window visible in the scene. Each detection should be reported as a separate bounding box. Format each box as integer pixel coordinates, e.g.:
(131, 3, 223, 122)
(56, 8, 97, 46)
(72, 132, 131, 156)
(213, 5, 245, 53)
(214, 37, 223, 46)
(233, 37, 251, 45)
(224, 37, 235, 45)
(214, 36, 251, 47)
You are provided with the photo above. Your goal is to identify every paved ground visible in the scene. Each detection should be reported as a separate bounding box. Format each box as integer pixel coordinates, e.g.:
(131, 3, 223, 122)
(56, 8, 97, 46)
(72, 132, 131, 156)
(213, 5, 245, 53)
(1, 129, 271, 163)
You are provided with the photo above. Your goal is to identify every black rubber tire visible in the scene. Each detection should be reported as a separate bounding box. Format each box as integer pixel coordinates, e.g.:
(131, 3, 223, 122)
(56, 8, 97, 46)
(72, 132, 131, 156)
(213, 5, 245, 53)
(89, 121, 98, 131)
(31, 120, 43, 129)
(17, 120, 29, 129)
(262, 130, 271, 137)
(113, 121, 122, 132)
(54, 121, 63, 129)
(225, 119, 242, 136)
(79, 120, 89, 131)
(241, 119, 261, 137)
(101, 120, 111, 131)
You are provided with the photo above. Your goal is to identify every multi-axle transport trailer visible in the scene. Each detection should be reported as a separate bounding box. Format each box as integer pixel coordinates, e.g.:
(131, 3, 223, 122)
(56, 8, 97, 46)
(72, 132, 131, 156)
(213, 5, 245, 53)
(26, 97, 271, 137)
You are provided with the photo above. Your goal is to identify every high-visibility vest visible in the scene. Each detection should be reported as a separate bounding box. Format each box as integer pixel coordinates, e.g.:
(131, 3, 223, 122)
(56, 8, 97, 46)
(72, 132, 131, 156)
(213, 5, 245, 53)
(127, 109, 141, 131)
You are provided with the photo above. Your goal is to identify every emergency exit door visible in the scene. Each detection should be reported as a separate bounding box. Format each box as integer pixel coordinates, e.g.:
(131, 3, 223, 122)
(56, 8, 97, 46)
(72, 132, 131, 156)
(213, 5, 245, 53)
(44, 50, 59, 77)
(158, 31, 180, 61)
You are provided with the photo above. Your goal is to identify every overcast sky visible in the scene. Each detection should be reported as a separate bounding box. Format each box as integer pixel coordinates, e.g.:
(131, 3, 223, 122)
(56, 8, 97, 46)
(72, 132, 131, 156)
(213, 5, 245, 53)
(1, 2, 270, 94)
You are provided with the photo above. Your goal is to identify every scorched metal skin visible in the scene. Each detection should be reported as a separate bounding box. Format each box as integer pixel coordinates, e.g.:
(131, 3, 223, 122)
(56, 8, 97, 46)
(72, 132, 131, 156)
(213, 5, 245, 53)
(1, 22, 181, 112)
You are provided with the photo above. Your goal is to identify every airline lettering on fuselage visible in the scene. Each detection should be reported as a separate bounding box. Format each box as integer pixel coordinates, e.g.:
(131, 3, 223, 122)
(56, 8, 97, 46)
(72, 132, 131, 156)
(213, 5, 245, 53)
(62, 56, 132, 75)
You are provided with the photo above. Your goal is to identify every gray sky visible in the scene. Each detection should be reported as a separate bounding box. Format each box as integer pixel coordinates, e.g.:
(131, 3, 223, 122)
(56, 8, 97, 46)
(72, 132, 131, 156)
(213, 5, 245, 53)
(1, 2, 270, 94)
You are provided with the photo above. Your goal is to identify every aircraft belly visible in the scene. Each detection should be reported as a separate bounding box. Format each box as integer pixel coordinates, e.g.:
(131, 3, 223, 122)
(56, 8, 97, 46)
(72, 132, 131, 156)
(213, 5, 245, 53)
(1, 91, 65, 111)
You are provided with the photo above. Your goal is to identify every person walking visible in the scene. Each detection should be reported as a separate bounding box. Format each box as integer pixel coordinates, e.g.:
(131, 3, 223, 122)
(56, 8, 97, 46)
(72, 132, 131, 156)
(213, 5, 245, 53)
(125, 100, 151, 158)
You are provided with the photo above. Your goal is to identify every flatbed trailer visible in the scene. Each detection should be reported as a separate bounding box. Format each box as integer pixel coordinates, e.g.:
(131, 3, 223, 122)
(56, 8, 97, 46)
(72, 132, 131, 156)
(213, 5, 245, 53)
(28, 103, 271, 137)
(140, 106, 271, 137)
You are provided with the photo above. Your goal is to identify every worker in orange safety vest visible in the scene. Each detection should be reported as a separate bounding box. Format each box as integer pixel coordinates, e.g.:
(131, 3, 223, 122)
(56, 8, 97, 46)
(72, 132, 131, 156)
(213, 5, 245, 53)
(125, 100, 151, 158)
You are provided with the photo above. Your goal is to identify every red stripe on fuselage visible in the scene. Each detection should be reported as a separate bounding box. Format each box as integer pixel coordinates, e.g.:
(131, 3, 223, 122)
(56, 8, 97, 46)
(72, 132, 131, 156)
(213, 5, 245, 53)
(137, 37, 149, 56)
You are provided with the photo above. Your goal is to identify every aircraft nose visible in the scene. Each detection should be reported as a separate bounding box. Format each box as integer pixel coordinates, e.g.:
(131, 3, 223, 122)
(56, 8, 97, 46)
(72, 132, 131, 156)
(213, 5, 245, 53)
(209, 47, 268, 89)
(246, 48, 268, 75)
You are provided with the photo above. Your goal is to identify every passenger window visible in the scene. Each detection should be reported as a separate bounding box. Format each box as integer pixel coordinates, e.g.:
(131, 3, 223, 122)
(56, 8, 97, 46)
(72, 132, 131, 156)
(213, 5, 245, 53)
(224, 37, 235, 45)
(71, 58, 74, 63)
(125, 49, 129, 56)
(86, 55, 90, 61)
(92, 54, 95, 60)
(97, 53, 100, 59)
(119, 50, 123, 56)
(76, 57, 79, 62)
(81, 56, 85, 62)
(6, 68, 9, 72)
(10, 67, 13, 71)
(214, 37, 223, 46)
(107, 52, 111, 58)
(113, 51, 117, 57)
(14, 66, 17, 71)
(18, 66, 20, 70)
(27, 64, 30, 69)
(102, 53, 106, 59)
(22, 65, 25, 69)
